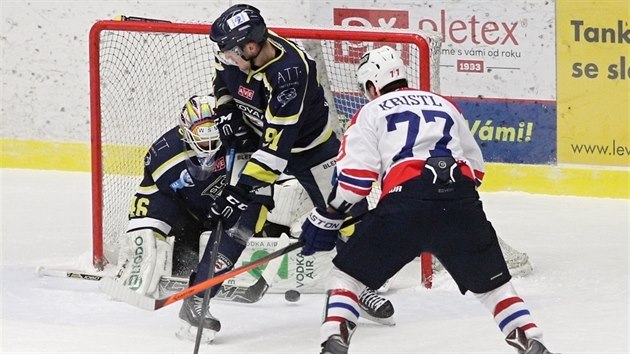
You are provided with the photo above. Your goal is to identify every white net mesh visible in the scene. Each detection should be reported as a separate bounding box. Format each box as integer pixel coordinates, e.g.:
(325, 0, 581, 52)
(92, 20, 442, 265)
(92, 19, 531, 281)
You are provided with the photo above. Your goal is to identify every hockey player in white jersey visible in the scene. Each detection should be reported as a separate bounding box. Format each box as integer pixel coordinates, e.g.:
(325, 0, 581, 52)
(299, 46, 556, 354)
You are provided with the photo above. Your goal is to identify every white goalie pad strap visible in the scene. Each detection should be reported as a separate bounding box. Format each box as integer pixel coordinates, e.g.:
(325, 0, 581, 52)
(231, 152, 253, 185)
(115, 229, 174, 298)
(126, 217, 172, 235)
(309, 156, 336, 202)
(199, 231, 211, 263)
(289, 209, 310, 238)
(266, 178, 313, 226)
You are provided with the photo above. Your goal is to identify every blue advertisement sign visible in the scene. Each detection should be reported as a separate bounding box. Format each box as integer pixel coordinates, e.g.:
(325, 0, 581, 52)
(455, 98, 557, 164)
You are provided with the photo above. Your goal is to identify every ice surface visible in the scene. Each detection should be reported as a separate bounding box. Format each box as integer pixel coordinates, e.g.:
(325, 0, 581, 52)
(1, 168, 628, 353)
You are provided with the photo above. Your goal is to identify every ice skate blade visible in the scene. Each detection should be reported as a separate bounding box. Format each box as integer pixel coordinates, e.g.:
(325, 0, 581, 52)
(359, 307, 396, 326)
(175, 319, 217, 344)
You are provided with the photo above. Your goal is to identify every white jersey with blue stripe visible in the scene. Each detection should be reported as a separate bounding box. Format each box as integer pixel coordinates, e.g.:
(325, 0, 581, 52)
(330, 88, 485, 208)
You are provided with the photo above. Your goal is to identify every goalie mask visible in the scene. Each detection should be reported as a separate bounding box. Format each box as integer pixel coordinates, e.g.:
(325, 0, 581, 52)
(356, 45, 407, 99)
(179, 95, 221, 179)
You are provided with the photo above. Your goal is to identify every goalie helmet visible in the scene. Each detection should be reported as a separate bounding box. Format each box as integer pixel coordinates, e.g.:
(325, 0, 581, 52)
(356, 45, 407, 98)
(179, 95, 221, 160)
(210, 4, 267, 52)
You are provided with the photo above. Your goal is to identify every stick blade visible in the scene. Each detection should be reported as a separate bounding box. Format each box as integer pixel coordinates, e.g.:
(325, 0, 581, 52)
(99, 277, 158, 311)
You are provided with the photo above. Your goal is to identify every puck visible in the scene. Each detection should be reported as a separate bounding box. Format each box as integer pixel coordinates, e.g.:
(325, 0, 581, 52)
(284, 289, 300, 303)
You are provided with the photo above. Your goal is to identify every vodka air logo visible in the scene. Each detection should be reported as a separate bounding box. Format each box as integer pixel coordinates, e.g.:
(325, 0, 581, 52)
(333, 8, 410, 64)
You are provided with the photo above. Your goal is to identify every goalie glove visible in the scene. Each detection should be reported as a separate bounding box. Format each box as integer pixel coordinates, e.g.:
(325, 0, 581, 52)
(206, 184, 252, 229)
(300, 207, 344, 256)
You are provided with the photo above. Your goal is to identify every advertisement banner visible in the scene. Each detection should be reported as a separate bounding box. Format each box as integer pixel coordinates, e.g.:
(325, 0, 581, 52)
(225, 234, 332, 293)
(312, 1, 558, 164)
(320, 0, 556, 99)
(457, 98, 557, 164)
(556, 0, 630, 166)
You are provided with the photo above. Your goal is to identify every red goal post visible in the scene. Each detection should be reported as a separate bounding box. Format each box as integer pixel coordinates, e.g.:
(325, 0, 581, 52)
(89, 18, 442, 287)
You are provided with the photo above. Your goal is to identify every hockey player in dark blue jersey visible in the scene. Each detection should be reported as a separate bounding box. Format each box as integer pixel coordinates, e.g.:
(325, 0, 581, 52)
(208, 3, 395, 326)
(209, 4, 339, 214)
(115, 95, 269, 343)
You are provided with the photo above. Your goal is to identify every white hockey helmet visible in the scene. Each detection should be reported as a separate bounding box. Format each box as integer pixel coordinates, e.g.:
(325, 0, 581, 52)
(179, 95, 221, 159)
(356, 45, 406, 98)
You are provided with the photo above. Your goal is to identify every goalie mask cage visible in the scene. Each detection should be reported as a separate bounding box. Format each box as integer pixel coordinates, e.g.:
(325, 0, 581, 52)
(89, 18, 442, 287)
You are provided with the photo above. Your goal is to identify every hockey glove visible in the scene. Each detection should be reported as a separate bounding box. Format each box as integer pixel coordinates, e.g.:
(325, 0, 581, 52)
(214, 106, 253, 150)
(300, 207, 344, 256)
(206, 184, 252, 229)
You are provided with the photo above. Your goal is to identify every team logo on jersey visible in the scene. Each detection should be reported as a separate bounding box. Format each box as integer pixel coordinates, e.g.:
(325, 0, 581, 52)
(277, 88, 297, 107)
(144, 153, 152, 166)
(202, 174, 226, 199)
(215, 253, 234, 273)
(238, 85, 255, 100)
(169, 170, 195, 192)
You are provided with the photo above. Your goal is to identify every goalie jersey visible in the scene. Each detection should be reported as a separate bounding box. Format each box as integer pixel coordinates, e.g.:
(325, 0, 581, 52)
(213, 31, 338, 188)
(127, 126, 227, 237)
(329, 89, 486, 209)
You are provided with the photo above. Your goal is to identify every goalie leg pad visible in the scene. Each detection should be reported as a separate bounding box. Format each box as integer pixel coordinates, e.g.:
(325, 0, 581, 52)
(116, 229, 173, 298)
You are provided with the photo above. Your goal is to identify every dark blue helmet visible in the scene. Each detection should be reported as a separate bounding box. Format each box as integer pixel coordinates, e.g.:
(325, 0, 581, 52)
(210, 4, 267, 51)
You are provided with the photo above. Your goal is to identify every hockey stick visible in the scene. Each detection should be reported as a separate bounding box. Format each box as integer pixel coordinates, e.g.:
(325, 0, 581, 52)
(35, 266, 278, 303)
(193, 147, 236, 353)
(100, 240, 304, 310)
(99, 215, 361, 311)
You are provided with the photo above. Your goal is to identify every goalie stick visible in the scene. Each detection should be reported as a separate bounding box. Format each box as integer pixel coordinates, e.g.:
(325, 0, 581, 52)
(100, 214, 361, 311)
(193, 147, 236, 354)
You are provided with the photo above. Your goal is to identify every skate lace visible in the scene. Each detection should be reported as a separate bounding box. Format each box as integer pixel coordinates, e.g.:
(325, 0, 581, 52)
(359, 288, 387, 310)
(190, 296, 212, 319)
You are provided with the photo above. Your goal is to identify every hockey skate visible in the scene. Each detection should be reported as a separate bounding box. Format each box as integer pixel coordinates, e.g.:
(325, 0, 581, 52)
(505, 327, 555, 354)
(320, 320, 356, 354)
(320, 335, 348, 354)
(175, 295, 221, 343)
(358, 287, 395, 326)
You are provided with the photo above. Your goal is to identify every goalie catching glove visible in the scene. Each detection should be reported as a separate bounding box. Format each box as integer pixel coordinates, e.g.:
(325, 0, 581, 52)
(300, 207, 344, 256)
(206, 184, 252, 229)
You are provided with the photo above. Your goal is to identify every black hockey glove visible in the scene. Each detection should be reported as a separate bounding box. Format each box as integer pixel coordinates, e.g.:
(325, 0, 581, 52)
(300, 207, 344, 256)
(214, 106, 254, 150)
(206, 184, 252, 229)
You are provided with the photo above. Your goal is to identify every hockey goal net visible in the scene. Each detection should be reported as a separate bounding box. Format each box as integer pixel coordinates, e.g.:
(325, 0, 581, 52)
(90, 18, 528, 289)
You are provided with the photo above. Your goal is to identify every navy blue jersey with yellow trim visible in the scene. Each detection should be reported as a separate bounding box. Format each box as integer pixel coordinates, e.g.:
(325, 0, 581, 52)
(213, 31, 337, 188)
(127, 126, 227, 237)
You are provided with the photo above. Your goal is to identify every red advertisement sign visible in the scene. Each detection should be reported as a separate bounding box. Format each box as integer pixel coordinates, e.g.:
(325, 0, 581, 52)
(333, 8, 410, 64)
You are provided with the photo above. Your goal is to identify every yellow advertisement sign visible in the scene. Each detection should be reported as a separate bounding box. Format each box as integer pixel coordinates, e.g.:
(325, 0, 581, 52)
(557, 0, 629, 166)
